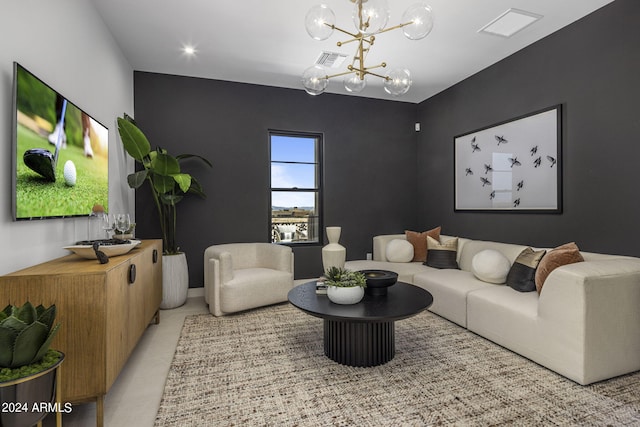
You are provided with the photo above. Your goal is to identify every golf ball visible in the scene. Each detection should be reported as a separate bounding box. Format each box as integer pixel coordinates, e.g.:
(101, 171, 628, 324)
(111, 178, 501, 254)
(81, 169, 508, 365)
(63, 160, 76, 186)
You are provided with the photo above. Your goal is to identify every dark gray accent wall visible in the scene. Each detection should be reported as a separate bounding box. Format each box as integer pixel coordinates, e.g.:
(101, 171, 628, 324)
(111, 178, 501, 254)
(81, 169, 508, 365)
(133, 73, 417, 285)
(416, 0, 640, 256)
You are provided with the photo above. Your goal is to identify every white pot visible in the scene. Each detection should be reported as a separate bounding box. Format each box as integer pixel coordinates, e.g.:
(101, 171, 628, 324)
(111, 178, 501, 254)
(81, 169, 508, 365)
(327, 285, 364, 305)
(161, 253, 189, 309)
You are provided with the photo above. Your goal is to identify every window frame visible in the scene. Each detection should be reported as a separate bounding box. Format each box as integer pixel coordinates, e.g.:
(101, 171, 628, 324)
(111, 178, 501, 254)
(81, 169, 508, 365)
(268, 129, 323, 246)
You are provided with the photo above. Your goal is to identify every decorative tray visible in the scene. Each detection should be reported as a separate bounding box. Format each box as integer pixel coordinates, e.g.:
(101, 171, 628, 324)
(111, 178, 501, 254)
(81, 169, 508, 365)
(64, 240, 141, 259)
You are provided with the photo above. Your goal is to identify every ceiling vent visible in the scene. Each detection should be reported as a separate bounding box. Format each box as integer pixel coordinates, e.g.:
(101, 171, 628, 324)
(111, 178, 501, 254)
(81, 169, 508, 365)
(479, 8, 543, 38)
(315, 51, 349, 69)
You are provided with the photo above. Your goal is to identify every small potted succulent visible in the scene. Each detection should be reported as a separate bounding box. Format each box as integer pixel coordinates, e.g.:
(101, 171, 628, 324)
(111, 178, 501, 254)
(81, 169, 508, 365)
(324, 266, 367, 305)
(0, 302, 63, 427)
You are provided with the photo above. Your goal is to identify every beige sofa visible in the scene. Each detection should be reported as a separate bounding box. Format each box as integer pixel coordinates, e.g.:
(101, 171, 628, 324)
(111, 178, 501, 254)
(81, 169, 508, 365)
(345, 234, 640, 385)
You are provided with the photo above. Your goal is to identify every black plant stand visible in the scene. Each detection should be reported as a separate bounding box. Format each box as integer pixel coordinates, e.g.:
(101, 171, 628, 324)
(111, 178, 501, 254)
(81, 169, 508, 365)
(288, 282, 433, 367)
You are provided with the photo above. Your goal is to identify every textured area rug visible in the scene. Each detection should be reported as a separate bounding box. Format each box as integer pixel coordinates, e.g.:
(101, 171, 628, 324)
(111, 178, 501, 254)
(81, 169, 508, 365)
(155, 304, 640, 426)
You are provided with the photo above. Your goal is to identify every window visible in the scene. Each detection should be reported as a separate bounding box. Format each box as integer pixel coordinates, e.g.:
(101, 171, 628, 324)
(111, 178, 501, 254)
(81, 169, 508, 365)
(270, 131, 322, 244)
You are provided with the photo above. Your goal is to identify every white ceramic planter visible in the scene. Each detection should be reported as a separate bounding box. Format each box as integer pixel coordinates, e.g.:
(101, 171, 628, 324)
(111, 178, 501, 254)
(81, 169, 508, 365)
(161, 253, 189, 309)
(327, 285, 365, 305)
(322, 226, 346, 272)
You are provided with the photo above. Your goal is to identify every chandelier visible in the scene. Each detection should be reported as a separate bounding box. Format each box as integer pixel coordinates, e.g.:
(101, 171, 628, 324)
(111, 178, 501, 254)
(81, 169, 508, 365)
(302, 0, 434, 97)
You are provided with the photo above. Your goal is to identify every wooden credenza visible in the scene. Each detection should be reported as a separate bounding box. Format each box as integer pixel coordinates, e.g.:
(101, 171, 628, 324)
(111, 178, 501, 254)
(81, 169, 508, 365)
(0, 239, 162, 427)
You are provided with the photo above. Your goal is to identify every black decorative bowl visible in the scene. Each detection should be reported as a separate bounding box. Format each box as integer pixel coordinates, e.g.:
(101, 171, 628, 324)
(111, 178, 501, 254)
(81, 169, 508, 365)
(360, 270, 399, 296)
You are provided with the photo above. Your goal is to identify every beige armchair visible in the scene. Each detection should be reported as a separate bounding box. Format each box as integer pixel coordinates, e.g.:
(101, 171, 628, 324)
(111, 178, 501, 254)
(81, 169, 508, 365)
(204, 243, 294, 316)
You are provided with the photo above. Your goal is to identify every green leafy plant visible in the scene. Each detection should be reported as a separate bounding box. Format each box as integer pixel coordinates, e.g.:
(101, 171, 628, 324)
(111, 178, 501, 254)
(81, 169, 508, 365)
(117, 114, 212, 255)
(0, 302, 61, 370)
(324, 267, 367, 288)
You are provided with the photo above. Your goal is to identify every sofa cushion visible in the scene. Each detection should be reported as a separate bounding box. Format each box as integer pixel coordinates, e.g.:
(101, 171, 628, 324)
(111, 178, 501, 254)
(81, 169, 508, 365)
(467, 286, 541, 363)
(506, 247, 546, 292)
(405, 227, 441, 262)
(414, 269, 491, 327)
(471, 249, 511, 284)
(535, 242, 584, 294)
(385, 239, 414, 263)
(425, 236, 459, 269)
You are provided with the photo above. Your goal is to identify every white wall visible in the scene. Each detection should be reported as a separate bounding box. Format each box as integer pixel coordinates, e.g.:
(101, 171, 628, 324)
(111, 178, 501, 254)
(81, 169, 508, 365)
(0, 0, 134, 274)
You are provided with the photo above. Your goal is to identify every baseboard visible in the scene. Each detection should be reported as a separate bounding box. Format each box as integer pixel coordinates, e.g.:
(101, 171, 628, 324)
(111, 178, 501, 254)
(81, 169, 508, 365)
(188, 287, 205, 298)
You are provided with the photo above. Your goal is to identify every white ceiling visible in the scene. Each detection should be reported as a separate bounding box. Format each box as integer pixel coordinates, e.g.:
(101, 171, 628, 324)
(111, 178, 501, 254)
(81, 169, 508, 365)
(90, 0, 614, 104)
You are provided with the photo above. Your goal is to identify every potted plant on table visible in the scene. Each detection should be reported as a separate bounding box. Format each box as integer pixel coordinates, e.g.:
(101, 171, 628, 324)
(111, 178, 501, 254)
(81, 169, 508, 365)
(117, 114, 212, 309)
(324, 267, 367, 305)
(0, 302, 64, 427)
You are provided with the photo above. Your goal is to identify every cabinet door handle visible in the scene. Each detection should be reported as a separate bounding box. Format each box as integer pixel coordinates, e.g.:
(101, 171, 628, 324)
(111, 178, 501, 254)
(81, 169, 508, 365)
(129, 264, 137, 284)
(152, 249, 158, 264)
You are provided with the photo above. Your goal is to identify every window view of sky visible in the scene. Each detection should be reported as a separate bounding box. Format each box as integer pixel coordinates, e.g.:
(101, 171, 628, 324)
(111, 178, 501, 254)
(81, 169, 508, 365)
(271, 135, 317, 209)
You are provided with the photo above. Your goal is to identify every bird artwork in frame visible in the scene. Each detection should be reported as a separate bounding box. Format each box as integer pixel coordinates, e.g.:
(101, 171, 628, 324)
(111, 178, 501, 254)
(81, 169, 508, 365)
(454, 105, 562, 213)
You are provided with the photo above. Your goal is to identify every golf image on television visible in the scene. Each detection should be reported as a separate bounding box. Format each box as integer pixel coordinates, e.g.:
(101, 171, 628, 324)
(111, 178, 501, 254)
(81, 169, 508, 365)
(12, 63, 109, 220)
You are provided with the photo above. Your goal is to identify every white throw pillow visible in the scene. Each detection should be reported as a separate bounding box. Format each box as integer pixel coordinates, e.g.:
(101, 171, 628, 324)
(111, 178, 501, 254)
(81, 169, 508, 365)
(385, 239, 414, 263)
(471, 249, 511, 284)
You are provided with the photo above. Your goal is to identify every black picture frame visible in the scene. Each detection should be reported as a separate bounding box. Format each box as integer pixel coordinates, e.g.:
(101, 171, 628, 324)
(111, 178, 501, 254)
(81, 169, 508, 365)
(454, 105, 562, 213)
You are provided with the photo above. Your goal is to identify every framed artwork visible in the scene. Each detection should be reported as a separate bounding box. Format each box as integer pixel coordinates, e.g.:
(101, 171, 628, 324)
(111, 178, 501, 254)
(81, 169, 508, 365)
(454, 105, 562, 213)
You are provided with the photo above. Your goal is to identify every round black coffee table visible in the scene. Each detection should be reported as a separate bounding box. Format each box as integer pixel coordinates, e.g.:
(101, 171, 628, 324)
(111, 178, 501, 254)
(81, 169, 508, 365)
(288, 281, 433, 367)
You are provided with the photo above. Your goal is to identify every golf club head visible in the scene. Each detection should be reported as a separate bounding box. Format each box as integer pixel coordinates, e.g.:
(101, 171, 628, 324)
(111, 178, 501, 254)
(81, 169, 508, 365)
(23, 148, 56, 182)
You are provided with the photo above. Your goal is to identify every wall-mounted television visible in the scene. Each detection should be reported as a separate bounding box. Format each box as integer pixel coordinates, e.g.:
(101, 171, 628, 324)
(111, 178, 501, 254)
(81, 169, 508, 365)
(11, 62, 109, 220)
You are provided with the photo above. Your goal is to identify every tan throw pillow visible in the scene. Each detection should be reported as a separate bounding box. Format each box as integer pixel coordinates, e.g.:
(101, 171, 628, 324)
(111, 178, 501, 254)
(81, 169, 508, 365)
(535, 242, 584, 294)
(405, 226, 441, 262)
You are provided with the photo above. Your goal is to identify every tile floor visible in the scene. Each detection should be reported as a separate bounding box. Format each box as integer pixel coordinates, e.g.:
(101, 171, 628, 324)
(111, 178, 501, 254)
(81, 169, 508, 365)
(44, 295, 209, 427)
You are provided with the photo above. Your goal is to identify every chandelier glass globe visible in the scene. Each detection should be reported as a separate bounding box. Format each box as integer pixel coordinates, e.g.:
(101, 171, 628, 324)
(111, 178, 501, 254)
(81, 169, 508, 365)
(352, 0, 390, 36)
(383, 68, 412, 96)
(302, 65, 329, 95)
(305, 4, 336, 41)
(343, 73, 367, 93)
(402, 3, 434, 40)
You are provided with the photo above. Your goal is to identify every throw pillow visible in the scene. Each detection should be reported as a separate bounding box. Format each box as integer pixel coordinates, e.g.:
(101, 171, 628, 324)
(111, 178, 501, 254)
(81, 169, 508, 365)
(385, 239, 414, 263)
(535, 242, 584, 294)
(471, 249, 511, 284)
(506, 247, 546, 292)
(425, 236, 459, 269)
(405, 227, 441, 262)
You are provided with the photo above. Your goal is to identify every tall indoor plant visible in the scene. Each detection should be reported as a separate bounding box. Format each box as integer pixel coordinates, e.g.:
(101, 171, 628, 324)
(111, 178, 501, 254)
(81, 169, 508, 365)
(117, 114, 211, 308)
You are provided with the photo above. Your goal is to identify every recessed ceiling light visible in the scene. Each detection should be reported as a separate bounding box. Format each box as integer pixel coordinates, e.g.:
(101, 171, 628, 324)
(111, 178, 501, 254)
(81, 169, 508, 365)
(182, 45, 197, 55)
(479, 8, 543, 38)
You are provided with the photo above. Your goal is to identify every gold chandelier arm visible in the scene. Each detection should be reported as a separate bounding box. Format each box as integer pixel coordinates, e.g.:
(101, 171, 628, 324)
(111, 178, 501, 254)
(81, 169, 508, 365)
(359, 62, 388, 80)
(361, 69, 389, 80)
(375, 21, 412, 36)
(338, 37, 367, 47)
(363, 62, 386, 72)
(324, 69, 358, 79)
(337, 34, 374, 47)
(321, 63, 389, 83)
(357, 0, 365, 32)
(325, 23, 359, 40)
